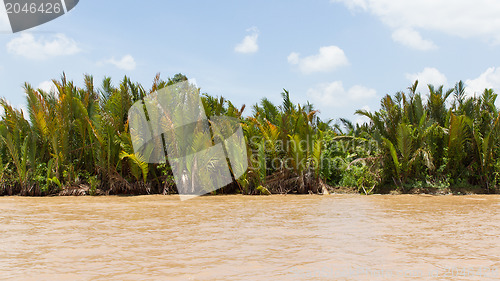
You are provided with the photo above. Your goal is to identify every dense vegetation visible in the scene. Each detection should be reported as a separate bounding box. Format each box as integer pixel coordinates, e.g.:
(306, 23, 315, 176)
(0, 73, 498, 196)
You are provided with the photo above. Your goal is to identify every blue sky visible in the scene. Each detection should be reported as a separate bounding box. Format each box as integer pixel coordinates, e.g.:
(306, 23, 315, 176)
(1, 0, 500, 123)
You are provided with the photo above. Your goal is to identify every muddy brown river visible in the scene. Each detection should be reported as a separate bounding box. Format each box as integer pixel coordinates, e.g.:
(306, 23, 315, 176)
(0, 195, 499, 280)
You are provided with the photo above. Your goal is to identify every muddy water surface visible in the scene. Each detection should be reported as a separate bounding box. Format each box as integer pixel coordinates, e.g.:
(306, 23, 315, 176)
(0, 195, 499, 280)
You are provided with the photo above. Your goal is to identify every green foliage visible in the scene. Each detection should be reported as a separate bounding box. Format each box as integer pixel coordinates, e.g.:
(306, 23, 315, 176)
(255, 185, 271, 195)
(0, 74, 498, 195)
(245, 89, 330, 193)
(350, 80, 500, 193)
(88, 175, 100, 196)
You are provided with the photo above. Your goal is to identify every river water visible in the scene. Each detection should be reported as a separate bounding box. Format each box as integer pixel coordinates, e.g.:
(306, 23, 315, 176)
(0, 195, 499, 280)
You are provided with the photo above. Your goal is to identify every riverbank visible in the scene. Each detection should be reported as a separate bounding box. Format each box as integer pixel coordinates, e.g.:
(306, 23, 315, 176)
(330, 185, 499, 195)
(1, 183, 498, 197)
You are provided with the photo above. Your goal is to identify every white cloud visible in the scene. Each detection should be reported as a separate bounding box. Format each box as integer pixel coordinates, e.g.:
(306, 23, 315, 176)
(392, 27, 437, 51)
(104, 54, 136, 71)
(288, 46, 349, 74)
(337, 0, 368, 11)
(348, 85, 377, 100)
(37, 80, 56, 93)
(306, 81, 377, 121)
(7, 33, 81, 60)
(465, 67, 500, 96)
(332, 0, 500, 46)
(234, 27, 259, 54)
(287, 52, 299, 64)
(0, 2, 12, 33)
(307, 81, 376, 107)
(406, 67, 448, 94)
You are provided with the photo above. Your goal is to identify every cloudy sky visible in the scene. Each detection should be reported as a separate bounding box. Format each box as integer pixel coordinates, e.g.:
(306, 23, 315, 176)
(1, 0, 500, 123)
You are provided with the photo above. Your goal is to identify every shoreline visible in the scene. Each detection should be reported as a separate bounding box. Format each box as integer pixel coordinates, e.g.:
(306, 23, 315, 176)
(1, 181, 498, 197)
(1, 189, 498, 197)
